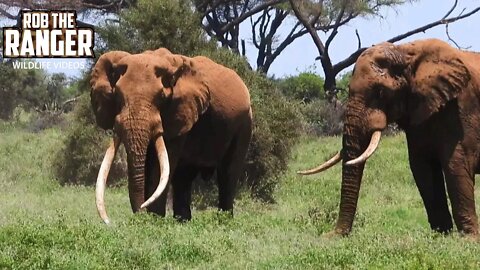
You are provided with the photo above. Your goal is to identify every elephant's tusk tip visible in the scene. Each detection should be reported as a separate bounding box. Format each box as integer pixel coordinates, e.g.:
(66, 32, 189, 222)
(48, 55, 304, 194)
(345, 160, 355, 166)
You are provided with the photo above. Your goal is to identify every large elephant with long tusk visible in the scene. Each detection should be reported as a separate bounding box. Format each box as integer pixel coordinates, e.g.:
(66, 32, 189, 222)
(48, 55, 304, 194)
(299, 39, 480, 237)
(91, 48, 252, 223)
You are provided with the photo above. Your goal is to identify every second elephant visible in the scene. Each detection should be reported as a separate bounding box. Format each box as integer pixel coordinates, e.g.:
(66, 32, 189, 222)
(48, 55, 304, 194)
(90, 48, 252, 223)
(300, 39, 480, 237)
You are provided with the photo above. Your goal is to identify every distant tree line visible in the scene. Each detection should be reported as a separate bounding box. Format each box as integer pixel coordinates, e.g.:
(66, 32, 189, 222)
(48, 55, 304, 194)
(0, 61, 78, 121)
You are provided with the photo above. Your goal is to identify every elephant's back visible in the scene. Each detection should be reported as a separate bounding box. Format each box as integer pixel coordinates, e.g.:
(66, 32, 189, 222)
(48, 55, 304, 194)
(192, 56, 251, 120)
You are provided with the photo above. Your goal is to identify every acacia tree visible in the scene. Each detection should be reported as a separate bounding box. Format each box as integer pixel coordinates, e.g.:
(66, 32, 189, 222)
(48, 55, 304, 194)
(250, 0, 413, 73)
(196, 0, 410, 73)
(289, 0, 480, 99)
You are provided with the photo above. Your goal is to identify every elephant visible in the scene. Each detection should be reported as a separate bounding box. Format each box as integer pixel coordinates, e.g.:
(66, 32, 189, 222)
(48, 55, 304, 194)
(90, 48, 252, 223)
(299, 38, 480, 237)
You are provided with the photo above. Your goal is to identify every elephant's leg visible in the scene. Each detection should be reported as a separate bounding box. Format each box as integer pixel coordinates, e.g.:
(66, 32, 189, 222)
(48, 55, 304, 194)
(217, 123, 251, 213)
(409, 155, 453, 233)
(442, 148, 478, 235)
(217, 164, 236, 214)
(172, 164, 197, 221)
(145, 141, 167, 216)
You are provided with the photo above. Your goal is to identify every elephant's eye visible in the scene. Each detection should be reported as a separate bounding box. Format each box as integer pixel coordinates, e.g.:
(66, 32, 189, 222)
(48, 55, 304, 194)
(376, 88, 384, 99)
(390, 66, 404, 77)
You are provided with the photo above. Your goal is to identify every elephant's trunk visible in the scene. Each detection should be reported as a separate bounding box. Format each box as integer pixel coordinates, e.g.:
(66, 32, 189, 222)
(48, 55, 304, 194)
(118, 102, 166, 212)
(335, 100, 369, 235)
(124, 123, 151, 212)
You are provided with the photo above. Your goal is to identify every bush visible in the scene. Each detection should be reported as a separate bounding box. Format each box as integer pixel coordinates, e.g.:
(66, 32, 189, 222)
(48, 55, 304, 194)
(299, 99, 400, 137)
(52, 95, 127, 186)
(277, 72, 325, 102)
(275, 71, 350, 137)
(335, 71, 352, 102)
(26, 112, 68, 133)
(300, 99, 344, 136)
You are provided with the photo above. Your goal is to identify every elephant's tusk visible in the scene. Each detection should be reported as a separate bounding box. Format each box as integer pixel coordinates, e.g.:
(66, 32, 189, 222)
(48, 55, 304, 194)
(95, 136, 120, 225)
(345, 130, 382, 166)
(297, 151, 342, 175)
(140, 136, 170, 210)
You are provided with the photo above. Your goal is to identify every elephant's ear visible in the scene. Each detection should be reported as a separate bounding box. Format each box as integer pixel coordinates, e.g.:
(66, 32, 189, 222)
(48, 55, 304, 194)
(407, 43, 471, 125)
(90, 51, 130, 130)
(156, 58, 210, 136)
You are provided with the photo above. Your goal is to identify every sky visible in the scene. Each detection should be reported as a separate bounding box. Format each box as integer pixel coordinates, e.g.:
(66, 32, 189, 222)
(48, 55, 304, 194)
(2, 0, 479, 78)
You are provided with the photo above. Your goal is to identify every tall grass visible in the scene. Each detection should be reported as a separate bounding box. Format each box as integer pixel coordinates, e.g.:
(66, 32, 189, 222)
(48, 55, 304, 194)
(1, 128, 480, 269)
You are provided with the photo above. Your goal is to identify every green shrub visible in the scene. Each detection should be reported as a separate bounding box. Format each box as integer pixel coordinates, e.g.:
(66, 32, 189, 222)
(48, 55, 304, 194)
(335, 71, 352, 102)
(26, 112, 68, 133)
(300, 99, 344, 136)
(275, 71, 353, 136)
(277, 72, 325, 102)
(52, 95, 127, 186)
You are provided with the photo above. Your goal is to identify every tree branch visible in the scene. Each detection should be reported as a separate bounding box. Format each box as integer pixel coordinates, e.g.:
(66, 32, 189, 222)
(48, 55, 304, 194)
(218, 0, 286, 34)
(324, 7, 347, 51)
(442, 0, 458, 19)
(355, 29, 361, 50)
(0, 7, 17, 20)
(289, 0, 325, 55)
(445, 23, 470, 50)
(387, 3, 480, 43)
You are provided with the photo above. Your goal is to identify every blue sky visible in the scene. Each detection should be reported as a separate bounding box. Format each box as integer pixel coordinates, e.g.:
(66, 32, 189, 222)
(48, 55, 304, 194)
(3, 0, 479, 79)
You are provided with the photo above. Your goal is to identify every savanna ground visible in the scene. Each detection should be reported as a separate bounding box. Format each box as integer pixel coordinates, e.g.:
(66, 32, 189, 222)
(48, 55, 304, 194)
(1, 124, 480, 269)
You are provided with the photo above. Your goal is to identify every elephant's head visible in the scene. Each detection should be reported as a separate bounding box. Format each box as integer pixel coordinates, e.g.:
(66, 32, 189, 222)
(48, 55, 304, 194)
(299, 39, 472, 235)
(90, 49, 210, 223)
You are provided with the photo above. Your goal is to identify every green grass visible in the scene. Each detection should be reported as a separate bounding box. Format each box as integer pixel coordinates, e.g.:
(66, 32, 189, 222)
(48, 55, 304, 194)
(1, 128, 480, 269)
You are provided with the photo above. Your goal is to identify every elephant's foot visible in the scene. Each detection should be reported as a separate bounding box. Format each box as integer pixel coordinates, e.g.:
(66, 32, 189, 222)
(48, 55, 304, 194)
(430, 221, 453, 235)
(173, 199, 192, 222)
(322, 228, 351, 239)
(457, 224, 479, 238)
(216, 209, 234, 220)
(174, 214, 191, 223)
(431, 227, 452, 236)
(453, 214, 479, 238)
(461, 232, 479, 242)
(173, 201, 192, 222)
